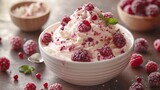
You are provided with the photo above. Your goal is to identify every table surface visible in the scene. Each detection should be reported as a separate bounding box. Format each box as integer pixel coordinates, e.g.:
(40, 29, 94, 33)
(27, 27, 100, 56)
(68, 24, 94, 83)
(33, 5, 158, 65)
(0, 0, 160, 90)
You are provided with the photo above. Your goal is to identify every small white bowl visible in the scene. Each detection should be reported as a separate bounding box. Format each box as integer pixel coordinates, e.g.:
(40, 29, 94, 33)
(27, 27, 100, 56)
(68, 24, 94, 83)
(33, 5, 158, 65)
(38, 23, 134, 86)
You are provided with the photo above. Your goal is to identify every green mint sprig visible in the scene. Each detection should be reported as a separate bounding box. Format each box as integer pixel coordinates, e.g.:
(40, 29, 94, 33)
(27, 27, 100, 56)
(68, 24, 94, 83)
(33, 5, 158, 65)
(99, 14, 118, 25)
(19, 65, 35, 74)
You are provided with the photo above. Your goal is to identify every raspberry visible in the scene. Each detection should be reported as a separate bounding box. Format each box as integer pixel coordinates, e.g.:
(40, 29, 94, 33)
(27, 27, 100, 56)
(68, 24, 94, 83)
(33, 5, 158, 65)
(13, 74, 18, 81)
(36, 73, 41, 79)
(23, 40, 37, 55)
(129, 82, 144, 90)
(146, 4, 160, 16)
(61, 15, 71, 26)
(41, 32, 52, 45)
(130, 53, 143, 67)
(120, 0, 133, 9)
(78, 20, 91, 33)
(131, 0, 148, 16)
(124, 5, 134, 15)
(113, 30, 126, 48)
(24, 82, 36, 90)
(145, 61, 158, 73)
(91, 15, 97, 20)
(10, 36, 22, 50)
(103, 12, 113, 18)
(71, 49, 91, 62)
(154, 39, 160, 52)
(98, 45, 114, 59)
(18, 52, 24, 59)
(49, 83, 62, 90)
(148, 72, 160, 86)
(85, 3, 94, 11)
(0, 57, 10, 71)
(43, 82, 48, 88)
(136, 77, 142, 83)
(134, 38, 148, 53)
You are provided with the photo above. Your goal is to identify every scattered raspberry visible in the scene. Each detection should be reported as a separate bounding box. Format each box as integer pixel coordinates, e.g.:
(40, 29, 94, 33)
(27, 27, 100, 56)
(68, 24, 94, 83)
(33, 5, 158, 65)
(130, 53, 143, 67)
(91, 15, 97, 20)
(43, 82, 48, 88)
(24, 82, 36, 90)
(18, 52, 24, 59)
(113, 30, 126, 48)
(103, 12, 113, 18)
(120, 0, 133, 9)
(61, 15, 71, 26)
(154, 39, 160, 52)
(98, 45, 114, 59)
(124, 5, 134, 14)
(71, 49, 91, 62)
(13, 74, 18, 81)
(10, 36, 22, 50)
(146, 4, 160, 16)
(0, 57, 10, 71)
(49, 83, 62, 90)
(85, 3, 94, 11)
(136, 77, 142, 83)
(148, 72, 160, 86)
(36, 73, 41, 79)
(23, 40, 37, 55)
(129, 82, 144, 90)
(145, 61, 158, 73)
(41, 32, 52, 45)
(134, 38, 148, 53)
(78, 20, 91, 33)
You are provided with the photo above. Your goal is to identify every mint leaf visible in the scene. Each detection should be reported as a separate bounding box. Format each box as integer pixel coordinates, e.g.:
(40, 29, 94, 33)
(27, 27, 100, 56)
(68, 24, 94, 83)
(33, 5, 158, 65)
(99, 14, 118, 25)
(24, 69, 31, 74)
(29, 67, 35, 71)
(19, 65, 29, 73)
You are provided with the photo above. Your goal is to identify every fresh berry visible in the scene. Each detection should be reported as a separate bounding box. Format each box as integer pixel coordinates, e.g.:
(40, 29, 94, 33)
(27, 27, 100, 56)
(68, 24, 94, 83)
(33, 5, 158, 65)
(23, 40, 37, 55)
(103, 12, 113, 18)
(0, 57, 10, 71)
(98, 45, 114, 59)
(91, 15, 97, 20)
(129, 82, 144, 90)
(148, 72, 160, 86)
(131, 0, 148, 16)
(0, 37, 2, 44)
(136, 77, 142, 83)
(18, 52, 24, 59)
(10, 36, 22, 50)
(145, 61, 158, 73)
(36, 73, 41, 79)
(120, 0, 133, 9)
(49, 83, 62, 90)
(154, 39, 160, 52)
(78, 20, 91, 33)
(61, 15, 71, 26)
(13, 74, 18, 81)
(130, 53, 143, 67)
(24, 82, 36, 90)
(41, 32, 52, 45)
(124, 5, 134, 14)
(85, 3, 94, 11)
(43, 82, 48, 88)
(134, 38, 148, 53)
(113, 30, 126, 48)
(147, 0, 156, 4)
(71, 49, 90, 62)
(146, 4, 160, 16)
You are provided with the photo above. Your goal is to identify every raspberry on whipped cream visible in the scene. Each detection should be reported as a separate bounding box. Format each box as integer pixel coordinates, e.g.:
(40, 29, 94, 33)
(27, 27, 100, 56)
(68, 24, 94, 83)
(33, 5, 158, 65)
(44, 3, 129, 62)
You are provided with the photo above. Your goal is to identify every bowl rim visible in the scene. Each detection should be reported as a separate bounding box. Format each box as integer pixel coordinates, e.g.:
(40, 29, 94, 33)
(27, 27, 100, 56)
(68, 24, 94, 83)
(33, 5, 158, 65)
(38, 22, 134, 65)
(117, 2, 160, 19)
(9, 0, 50, 19)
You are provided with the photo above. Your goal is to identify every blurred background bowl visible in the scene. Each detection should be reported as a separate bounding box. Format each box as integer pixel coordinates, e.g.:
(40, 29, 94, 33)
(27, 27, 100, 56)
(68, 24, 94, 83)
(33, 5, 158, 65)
(9, 0, 50, 32)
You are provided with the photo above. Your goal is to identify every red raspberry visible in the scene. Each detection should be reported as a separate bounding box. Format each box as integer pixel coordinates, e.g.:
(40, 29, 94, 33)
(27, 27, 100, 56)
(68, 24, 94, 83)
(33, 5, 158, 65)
(43, 82, 48, 88)
(130, 53, 143, 67)
(10, 36, 22, 50)
(113, 30, 126, 48)
(23, 40, 37, 55)
(71, 49, 91, 62)
(129, 82, 144, 90)
(78, 20, 91, 33)
(148, 72, 160, 86)
(98, 45, 114, 59)
(0, 57, 10, 71)
(154, 39, 160, 52)
(61, 15, 71, 26)
(147, 0, 156, 4)
(131, 0, 148, 16)
(124, 5, 134, 15)
(13, 74, 18, 81)
(103, 12, 113, 18)
(41, 32, 52, 45)
(49, 83, 62, 90)
(134, 38, 148, 53)
(18, 52, 24, 59)
(91, 15, 97, 20)
(85, 3, 94, 11)
(136, 77, 142, 83)
(146, 4, 160, 16)
(36, 73, 41, 79)
(24, 82, 36, 90)
(145, 61, 158, 73)
(120, 0, 133, 9)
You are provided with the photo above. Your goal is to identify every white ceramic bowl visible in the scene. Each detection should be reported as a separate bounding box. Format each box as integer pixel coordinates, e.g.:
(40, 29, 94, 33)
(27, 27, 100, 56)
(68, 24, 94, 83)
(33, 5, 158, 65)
(38, 23, 134, 86)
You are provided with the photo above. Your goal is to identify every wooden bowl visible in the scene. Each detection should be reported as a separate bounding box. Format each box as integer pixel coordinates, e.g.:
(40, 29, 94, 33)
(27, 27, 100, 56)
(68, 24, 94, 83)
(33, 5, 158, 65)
(117, 3, 160, 32)
(10, 0, 50, 32)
